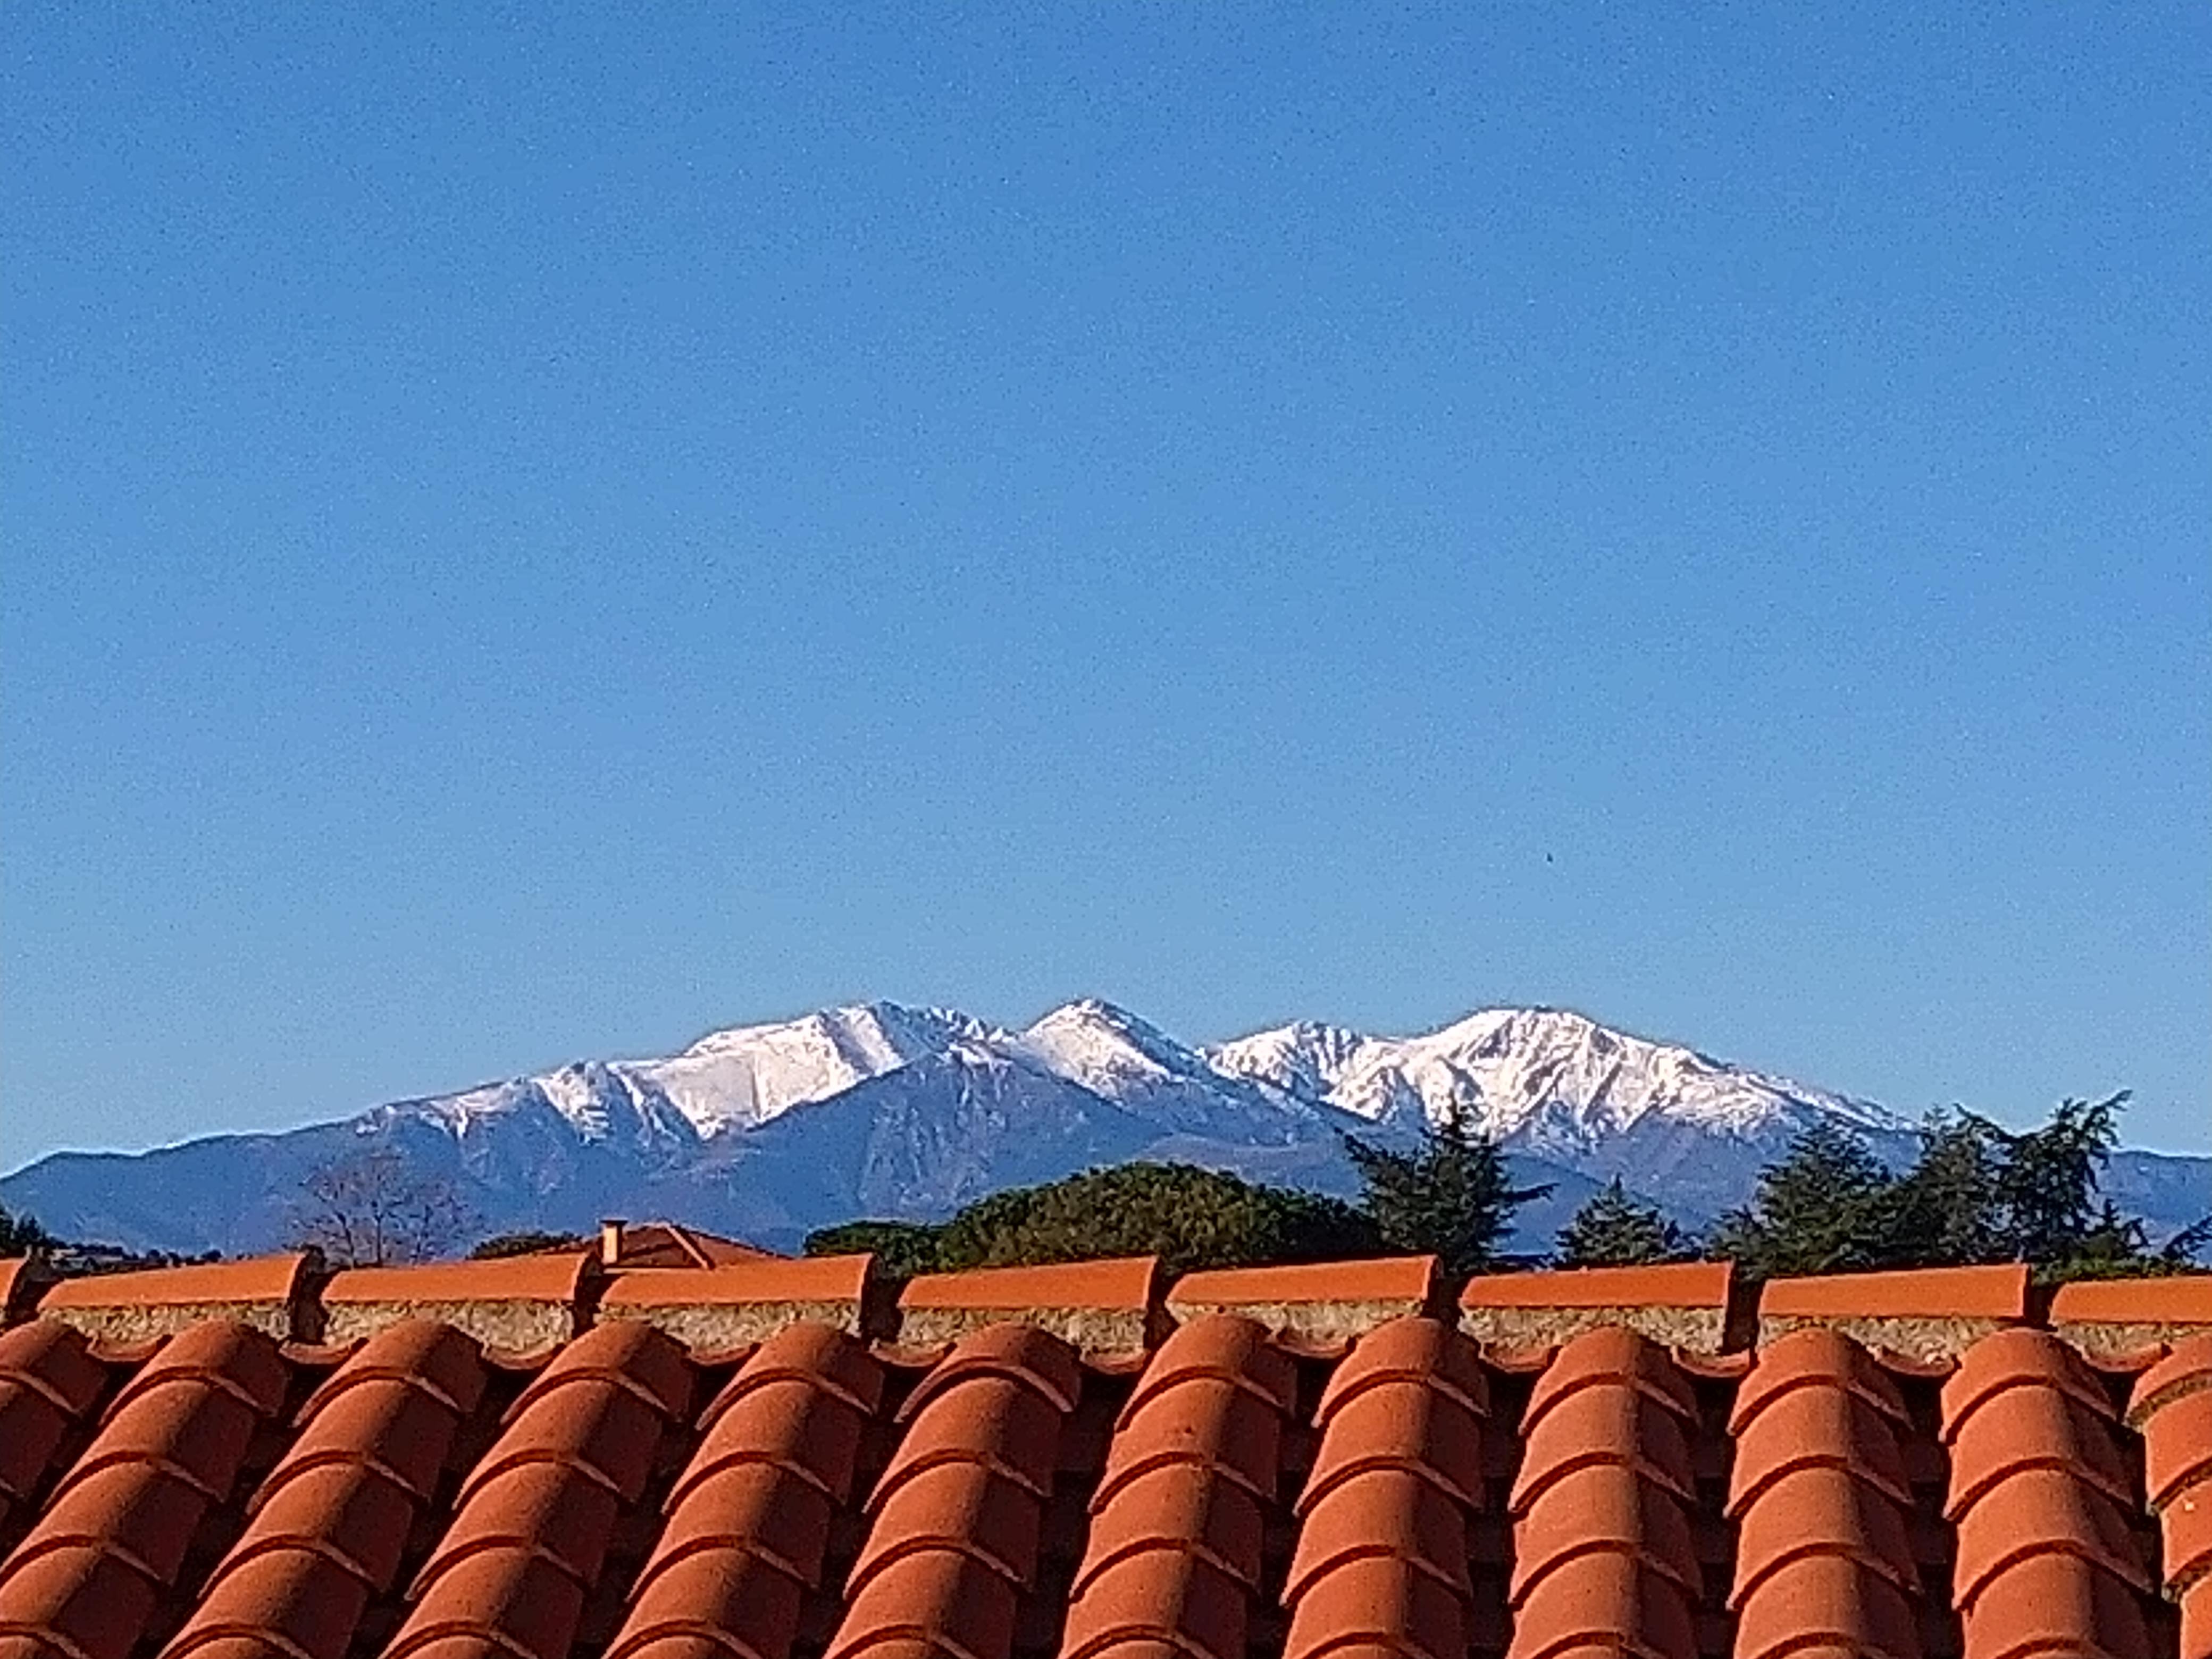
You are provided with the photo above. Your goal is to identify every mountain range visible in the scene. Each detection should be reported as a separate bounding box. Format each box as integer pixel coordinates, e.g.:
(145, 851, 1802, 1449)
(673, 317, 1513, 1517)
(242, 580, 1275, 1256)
(4, 999, 2206, 1258)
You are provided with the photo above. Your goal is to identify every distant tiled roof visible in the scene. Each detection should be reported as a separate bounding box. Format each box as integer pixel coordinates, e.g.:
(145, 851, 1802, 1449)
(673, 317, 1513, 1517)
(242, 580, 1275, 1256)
(0, 1250, 2207, 1659)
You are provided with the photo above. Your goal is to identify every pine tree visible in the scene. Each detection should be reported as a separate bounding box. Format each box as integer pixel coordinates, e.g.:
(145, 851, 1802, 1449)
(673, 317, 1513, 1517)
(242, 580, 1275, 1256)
(1710, 1119, 1895, 1279)
(1996, 1093, 2124, 1267)
(1554, 1178, 1688, 1268)
(1344, 1102, 1552, 1278)
(1876, 1110, 2010, 1267)
(0, 1203, 52, 1257)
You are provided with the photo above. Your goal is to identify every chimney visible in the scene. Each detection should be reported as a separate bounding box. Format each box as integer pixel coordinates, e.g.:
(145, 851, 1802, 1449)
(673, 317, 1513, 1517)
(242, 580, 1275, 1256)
(599, 1219, 624, 1269)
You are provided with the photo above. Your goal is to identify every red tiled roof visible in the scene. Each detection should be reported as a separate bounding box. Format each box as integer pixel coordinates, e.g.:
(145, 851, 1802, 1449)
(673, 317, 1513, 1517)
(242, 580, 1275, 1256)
(321, 1252, 592, 1307)
(1461, 1260, 1732, 1310)
(1170, 1256, 1438, 1309)
(900, 1258, 1159, 1312)
(35, 1253, 315, 1312)
(1759, 1262, 2031, 1320)
(0, 1254, 2208, 1659)
(599, 1253, 872, 1312)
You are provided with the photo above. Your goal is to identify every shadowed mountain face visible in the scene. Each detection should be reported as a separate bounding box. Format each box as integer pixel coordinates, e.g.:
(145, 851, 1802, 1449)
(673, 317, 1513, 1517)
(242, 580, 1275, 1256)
(4, 999, 2203, 1256)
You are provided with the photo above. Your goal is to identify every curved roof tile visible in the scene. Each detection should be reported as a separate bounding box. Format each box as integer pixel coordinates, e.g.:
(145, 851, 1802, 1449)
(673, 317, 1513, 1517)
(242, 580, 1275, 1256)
(1499, 1551, 1696, 1659)
(1296, 1382, 1485, 1513)
(1951, 1551, 2148, 1659)
(606, 1545, 807, 1659)
(825, 1548, 1023, 1659)
(1729, 1465, 1916, 1605)
(1096, 1378, 1283, 1504)
(1074, 1463, 1265, 1594)
(849, 1461, 1043, 1594)
(1312, 1317, 1488, 1428)
(1510, 1384, 1695, 1515)
(1520, 1328, 1696, 1432)
(1058, 1548, 1248, 1659)
(679, 1377, 871, 1503)
(1729, 1554, 1920, 1659)
(1508, 1464, 1698, 1606)
(1116, 1314, 1295, 1424)
(1280, 1552, 1468, 1659)
(870, 1376, 1063, 1507)
(1285, 1470, 1473, 1605)
(896, 1322, 1083, 1420)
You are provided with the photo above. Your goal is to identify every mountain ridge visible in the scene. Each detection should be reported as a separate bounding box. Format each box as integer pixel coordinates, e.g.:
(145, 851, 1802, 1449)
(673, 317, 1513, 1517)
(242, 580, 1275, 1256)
(4, 998, 2203, 1259)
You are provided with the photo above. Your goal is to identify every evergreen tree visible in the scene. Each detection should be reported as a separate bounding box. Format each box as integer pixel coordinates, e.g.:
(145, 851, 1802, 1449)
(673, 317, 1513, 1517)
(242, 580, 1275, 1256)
(1996, 1093, 2124, 1267)
(803, 1220, 943, 1279)
(1876, 1111, 2010, 1268)
(1711, 1119, 1895, 1279)
(1554, 1178, 1688, 1268)
(0, 1203, 53, 1257)
(1344, 1102, 1551, 1278)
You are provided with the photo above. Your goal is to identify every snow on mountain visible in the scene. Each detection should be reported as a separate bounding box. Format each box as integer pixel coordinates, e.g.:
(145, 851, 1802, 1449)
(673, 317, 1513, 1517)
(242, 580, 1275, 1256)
(1206, 1006, 1908, 1155)
(6, 995, 2202, 1260)
(556, 1001, 999, 1138)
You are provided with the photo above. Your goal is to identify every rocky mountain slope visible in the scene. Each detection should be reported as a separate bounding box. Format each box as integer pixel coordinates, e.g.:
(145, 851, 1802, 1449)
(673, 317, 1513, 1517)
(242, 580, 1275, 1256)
(3, 999, 2202, 1257)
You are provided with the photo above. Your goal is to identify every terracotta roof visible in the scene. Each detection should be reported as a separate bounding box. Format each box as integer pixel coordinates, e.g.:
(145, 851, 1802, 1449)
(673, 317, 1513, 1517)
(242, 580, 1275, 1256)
(0, 1254, 2207, 1659)
(321, 1252, 592, 1306)
(601, 1222, 784, 1269)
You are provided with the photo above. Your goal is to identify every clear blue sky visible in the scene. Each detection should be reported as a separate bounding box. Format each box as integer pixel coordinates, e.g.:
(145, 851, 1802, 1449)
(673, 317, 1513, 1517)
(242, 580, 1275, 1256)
(5, 5, 2206, 1170)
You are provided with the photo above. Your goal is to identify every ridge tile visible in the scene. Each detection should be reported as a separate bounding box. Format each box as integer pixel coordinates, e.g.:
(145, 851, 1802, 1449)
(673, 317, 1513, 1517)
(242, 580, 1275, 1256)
(34, 1254, 319, 1344)
(1461, 1261, 1735, 1355)
(1167, 1255, 1438, 1342)
(898, 1257, 1159, 1353)
(600, 1252, 877, 1350)
(320, 1254, 590, 1352)
(1757, 1264, 2029, 1361)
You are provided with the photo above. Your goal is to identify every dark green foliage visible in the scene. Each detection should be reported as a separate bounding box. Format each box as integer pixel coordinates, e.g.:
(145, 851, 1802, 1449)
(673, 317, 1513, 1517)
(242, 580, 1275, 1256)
(0, 1204, 53, 1257)
(1716, 1092, 2197, 1284)
(470, 1230, 586, 1259)
(803, 1220, 944, 1279)
(804, 1163, 1380, 1281)
(1712, 1119, 1897, 1279)
(1554, 1178, 1688, 1268)
(1997, 1094, 2125, 1268)
(1344, 1103, 1551, 1279)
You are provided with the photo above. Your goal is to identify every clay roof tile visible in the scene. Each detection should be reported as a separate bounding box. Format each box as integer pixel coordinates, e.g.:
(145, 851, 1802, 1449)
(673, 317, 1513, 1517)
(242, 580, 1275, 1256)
(681, 1376, 872, 1503)
(38, 1254, 316, 1317)
(872, 1376, 1065, 1508)
(1727, 1386, 1912, 1516)
(215, 1459, 417, 1590)
(1953, 1551, 2149, 1659)
(825, 1547, 1021, 1659)
(101, 1320, 290, 1422)
(1297, 1381, 1486, 1513)
(606, 1544, 807, 1659)
(1284, 1469, 1473, 1605)
(1758, 1263, 2030, 1323)
(1169, 1255, 1437, 1312)
(1118, 1313, 1296, 1423)
(383, 1544, 588, 1659)
(293, 1319, 487, 1423)
(1313, 1317, 1487, 1426)
(1511, 1386, 1695, 1516)
(599, 1253, 872, 1313)
(162, 1545, 375, 1659)
(1943, 1384, 2134, 1519)
(900, 1258, 1158, 1314)
(1728, 1467, 1916, 1606)
(1279, 1551, 1469, 1659)
(2127, 1330, 2212, 1425)
(1951, 1471, 2151, 1610)
(897, 1322, 1084, 1419)
(1939, 1328, 2110, 1440)
(1096, 1378, 1285, 1505)
(1460, 1261, 1732, 1312)
(1728, 1554, 1920, 1659)
(2140, 1386, 2212, 1515)
(1073, 1463, 1266, 1595)
(636, 1460, 835, 1592)
(848, 1461, 1043, 1595)
(2050, 1272, 2212, 1331)
(0, 1544, 164, 1659)
(702, 1320, 882, 1418)
(1057, 1548, 1249, 1659)
(323, 1253, 590, 1311)
(1498, 1551, 1696, 1659)
(0, 1320, 107, 1416)
(1508, 1464, 1698, 1606)
(1727, 1327, 1907, 1435)
(1520, 1328, 1697, 1432)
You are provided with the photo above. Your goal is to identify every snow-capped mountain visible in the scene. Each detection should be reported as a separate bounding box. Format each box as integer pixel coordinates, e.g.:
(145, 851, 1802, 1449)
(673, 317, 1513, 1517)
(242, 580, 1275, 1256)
(1207, 1006, 1907, 1153)
(4, 999, 2202, 1258)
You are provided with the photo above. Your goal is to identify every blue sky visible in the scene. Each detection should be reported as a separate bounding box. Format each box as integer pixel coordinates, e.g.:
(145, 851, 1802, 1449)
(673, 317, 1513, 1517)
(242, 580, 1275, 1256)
(4, 5, 2206, 1169)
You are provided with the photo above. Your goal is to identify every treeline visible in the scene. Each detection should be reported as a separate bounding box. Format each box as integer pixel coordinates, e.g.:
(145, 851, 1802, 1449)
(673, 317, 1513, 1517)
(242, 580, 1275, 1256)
(808, 1092, 2209, 1285)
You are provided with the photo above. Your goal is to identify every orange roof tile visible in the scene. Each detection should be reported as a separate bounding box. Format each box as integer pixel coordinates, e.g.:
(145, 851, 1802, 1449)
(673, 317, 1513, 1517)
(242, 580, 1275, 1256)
(2049, 1271, 2212, 1329)
(0, 1259, 50, 1323)
(319, 1251, 589, 1305)
(899, 1256, 1158, 1311)
(36, 1253, 315, 1312)
(1170, 1254, 1437, 1308)
(1757, 1262, 2030, 1321)
(0, 1245, 2204, 1659)
(599, 1251, 871, 1309)
(1461, 1260, 1732, 1310)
